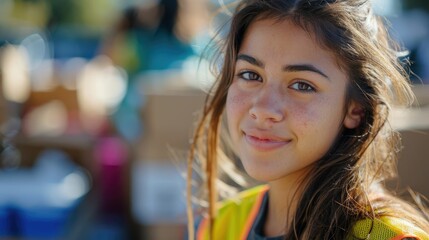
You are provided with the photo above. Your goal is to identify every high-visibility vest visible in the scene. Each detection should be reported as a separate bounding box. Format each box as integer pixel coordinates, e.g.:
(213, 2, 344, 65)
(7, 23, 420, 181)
(196, 185, 429, 240)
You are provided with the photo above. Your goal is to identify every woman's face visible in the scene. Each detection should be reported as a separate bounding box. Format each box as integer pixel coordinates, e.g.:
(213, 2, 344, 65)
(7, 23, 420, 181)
(226, 19, 359, 183)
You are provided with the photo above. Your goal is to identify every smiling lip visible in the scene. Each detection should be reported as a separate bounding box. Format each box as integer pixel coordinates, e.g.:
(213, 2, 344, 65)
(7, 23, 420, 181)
(243, 131, 290, 151)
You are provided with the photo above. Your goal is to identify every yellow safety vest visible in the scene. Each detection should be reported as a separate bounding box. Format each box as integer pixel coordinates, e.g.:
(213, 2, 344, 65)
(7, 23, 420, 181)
(196, 185, 429, 240)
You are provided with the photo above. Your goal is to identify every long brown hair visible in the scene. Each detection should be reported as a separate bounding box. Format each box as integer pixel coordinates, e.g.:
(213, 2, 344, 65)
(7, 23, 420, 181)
(187, 0, 429, 239)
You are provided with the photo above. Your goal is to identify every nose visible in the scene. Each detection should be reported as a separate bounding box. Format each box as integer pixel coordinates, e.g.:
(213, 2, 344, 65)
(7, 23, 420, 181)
(248, 85, 284, 123)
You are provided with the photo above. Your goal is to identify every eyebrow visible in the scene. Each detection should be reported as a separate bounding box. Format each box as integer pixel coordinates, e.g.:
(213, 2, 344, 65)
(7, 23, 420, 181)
(237, 54, 264, 68)
(283, 64, 330, 80)
(236, 53, 330, 80)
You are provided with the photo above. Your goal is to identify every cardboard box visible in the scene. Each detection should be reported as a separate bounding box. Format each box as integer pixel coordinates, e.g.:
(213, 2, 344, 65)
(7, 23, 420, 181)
(397, 129, 429, 197)
(131, 161, 187, 224)
(133, 71, 206, 239)
(393, 85, 429, 198)
(138, 71, 206, 161)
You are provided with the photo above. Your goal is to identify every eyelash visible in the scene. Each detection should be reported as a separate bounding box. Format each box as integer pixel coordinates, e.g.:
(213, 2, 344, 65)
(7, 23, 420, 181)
(289, 81, 316, 92)
(237, 70, 316, 93)
(237, 71, 262, 81)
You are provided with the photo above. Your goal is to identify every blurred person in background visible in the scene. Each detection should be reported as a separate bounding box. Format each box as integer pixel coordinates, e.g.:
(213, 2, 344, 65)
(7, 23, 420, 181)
(99, 0, 199, 141)
(100, 0, 195, 75)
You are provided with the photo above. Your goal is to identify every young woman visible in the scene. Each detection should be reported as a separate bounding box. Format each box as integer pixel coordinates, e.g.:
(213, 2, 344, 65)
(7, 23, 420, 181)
(187, 0, 429, 239)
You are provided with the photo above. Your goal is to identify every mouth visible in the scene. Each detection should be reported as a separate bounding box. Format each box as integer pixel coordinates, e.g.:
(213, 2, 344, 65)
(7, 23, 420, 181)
(243, 131, 291, 151)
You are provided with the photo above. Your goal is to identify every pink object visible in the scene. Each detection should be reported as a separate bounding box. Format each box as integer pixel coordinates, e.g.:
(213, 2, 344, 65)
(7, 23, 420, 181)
(94, 137, 128, 215)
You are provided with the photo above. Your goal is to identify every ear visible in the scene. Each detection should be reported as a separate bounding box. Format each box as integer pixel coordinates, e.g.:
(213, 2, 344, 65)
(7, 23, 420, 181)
(343, 101, 364, 129)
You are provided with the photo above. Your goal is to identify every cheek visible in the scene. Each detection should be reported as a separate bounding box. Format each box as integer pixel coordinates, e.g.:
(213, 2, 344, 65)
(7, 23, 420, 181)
(226, 85, 248, 114)
(292, 97, 344, 140)
(288, 102, 317, 132)
(226, 86, 246, 130)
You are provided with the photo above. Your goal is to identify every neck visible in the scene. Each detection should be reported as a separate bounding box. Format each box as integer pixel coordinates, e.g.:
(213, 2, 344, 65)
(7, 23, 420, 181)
(264, 170, 310, 237)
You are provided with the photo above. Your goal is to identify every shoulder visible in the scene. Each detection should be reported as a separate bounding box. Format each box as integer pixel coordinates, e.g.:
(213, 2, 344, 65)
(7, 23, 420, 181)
(350, 216, 429, 240)
(203, 184, 268, 223)
(196, 185, 269, 240)
(214, 185, 268, 231)
(218, 185, 269, 213)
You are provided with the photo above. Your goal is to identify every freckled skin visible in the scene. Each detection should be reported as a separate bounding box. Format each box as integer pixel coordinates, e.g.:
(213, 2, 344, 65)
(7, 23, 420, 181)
(226, 19, 350, 182)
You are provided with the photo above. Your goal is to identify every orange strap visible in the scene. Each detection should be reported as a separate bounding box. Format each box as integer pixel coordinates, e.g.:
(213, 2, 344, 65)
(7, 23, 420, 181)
(196, 185, 269, 240)
(390, 234, 420, 240)
(196, 218, 208, 240)
(239, 188, 267, 240)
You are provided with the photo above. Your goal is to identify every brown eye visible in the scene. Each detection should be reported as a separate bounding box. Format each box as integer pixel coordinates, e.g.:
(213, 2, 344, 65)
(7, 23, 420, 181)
(239, 71, 262, 81)
(290, 82, 315, 92)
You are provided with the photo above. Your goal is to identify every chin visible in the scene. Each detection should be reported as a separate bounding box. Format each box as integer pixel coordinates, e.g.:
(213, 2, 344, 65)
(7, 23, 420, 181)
(244, 166, 285, 182)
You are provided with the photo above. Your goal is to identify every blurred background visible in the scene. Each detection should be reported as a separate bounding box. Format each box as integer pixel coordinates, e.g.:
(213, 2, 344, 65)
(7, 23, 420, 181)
(0, 0, 428, 239)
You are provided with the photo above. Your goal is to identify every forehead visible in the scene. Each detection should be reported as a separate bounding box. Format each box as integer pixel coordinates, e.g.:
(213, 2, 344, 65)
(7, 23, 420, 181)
(238, 18, 347, 77)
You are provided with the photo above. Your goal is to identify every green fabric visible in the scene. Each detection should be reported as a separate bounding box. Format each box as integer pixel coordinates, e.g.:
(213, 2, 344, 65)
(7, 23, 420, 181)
(348, 218, 397, 240)
(198, 185, 268, 240)
(197, 185, 429, 240)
